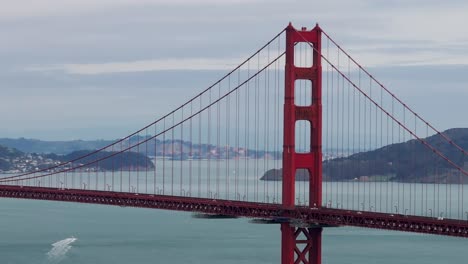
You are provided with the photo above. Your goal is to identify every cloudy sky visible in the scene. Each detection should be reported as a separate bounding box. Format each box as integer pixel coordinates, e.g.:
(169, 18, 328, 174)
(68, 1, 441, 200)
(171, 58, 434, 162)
(1, 0, 467, 140)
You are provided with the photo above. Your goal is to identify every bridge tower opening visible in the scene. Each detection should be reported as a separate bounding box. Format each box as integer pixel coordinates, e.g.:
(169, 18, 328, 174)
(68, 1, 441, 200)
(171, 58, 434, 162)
(282, 23, 323, 264)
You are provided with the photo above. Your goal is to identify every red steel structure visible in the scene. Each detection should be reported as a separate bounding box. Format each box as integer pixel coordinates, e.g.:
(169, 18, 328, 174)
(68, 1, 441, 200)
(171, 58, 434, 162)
(0, 23, 467, 264)
(282, 23, 323, 264)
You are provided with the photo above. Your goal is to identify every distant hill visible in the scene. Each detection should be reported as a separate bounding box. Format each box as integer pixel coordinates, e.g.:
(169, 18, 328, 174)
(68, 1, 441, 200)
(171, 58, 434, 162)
(0, 145, 24, 171)
(262, 128, 468, 183)
(0, 137, 281, 160)
(0, 138, 114, 155)
(43, 150, 154, 171)
(0, 144, 153, 173)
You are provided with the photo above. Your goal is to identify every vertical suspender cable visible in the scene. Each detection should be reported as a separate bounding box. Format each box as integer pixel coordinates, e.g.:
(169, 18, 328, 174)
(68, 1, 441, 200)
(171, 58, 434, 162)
(198, 97, 202, 197)
(325, 38, 329, 205)
(190, 101, 193, 197)
(217, 83, 220, 198)
(227, 75, 231, 200)
(236, 69, 240, 200)
(136, 133, 140, 193)
(145, 128, 148, 194)
(154, 124, 157, 195)
(162, 118, 166, 195)
(245, 60, 250, 201)
(171, 112, 175, 195)
(181, 107, 184, 196)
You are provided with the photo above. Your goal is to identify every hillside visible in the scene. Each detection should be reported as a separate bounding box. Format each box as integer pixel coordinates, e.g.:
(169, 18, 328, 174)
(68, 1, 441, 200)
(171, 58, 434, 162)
(0, 144, 153, 173)
(262, 128, 468, 183)
(0, 137, 281, 160)
(0, 138, 114, 154)
(0, 145, 24, 171)
(44, 150, 154, 171)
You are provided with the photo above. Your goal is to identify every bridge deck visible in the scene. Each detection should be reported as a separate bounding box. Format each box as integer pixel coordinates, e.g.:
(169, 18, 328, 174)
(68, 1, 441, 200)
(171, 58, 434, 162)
(1, 185, 467, 238)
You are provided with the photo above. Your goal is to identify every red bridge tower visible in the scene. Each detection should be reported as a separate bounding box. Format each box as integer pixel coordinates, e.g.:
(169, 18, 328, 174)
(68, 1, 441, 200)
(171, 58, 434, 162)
(282, 23, 323, 264)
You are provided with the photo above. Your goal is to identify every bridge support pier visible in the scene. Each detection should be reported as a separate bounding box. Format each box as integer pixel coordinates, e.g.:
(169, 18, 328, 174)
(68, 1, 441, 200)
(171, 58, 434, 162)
(282, 224, 322, 264)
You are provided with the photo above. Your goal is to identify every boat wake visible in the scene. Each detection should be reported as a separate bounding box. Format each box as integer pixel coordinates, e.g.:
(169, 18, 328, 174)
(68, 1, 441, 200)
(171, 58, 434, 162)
(47, 237, 77, 262)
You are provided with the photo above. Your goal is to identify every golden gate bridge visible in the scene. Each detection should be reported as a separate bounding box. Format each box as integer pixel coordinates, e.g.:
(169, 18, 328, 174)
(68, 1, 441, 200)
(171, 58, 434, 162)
(1, 23, 467, 264)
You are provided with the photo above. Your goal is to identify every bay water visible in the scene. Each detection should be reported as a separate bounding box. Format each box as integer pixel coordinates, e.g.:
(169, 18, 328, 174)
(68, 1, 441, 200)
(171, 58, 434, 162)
(1, 160, 467, 263)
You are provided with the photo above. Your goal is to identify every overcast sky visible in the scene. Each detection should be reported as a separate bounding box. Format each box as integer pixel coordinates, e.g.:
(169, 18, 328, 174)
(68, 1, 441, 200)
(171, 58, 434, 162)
(1, 0, 467, 140)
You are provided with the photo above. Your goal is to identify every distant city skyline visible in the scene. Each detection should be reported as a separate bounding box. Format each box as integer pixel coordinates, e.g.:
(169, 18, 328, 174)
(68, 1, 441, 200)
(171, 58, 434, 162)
(1, 0, 468, 140)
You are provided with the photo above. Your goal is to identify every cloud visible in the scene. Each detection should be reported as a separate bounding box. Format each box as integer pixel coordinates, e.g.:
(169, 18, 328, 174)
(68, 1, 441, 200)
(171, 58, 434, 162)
(346, 48, 468, 67)
(2, 0, 468, 140)
(0, 0, 264, 20)
(68, 50, 468, 75)
(26, 58, 246, 74)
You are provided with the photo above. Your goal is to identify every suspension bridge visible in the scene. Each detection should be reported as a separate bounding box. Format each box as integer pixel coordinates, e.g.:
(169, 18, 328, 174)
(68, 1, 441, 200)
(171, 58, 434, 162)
(1, 23, 467, 264)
